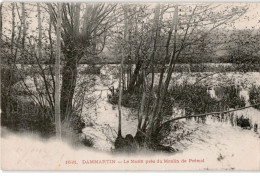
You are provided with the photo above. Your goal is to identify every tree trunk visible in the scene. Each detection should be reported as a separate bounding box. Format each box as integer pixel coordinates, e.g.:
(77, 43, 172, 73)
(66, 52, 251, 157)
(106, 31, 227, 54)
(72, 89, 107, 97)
(55, 3, 62, 139)
(117, 53, 124, 137)
(0, 3, 3, 120)
(117, 5, 129, 138)
(60, 54, 78, 122)
(6, 3, 16, 126)
(0, 4, 2, 61)
(127, 59, 143, 93)
(138, 70, 147, 130)
(21, 2, 26, 70)
(37, 4, 42, 61)
(147, 5, 178, 142)
(60, 3, 80, 122)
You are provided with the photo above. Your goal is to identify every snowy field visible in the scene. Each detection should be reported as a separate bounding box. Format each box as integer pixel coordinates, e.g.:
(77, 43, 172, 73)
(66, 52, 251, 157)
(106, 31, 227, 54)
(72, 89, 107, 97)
(3, 66, 259, 170)
(2, 118, 259, 170)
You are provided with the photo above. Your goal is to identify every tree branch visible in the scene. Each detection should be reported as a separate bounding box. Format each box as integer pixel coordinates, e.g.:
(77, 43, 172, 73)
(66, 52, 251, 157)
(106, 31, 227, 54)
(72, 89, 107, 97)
(161, 103, 260, 128)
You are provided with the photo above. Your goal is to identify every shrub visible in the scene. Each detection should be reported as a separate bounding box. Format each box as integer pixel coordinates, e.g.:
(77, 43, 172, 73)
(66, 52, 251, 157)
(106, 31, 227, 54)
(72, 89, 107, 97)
(108, 90, 141, 109)
(168, 84, 218, 115)
(167, 84, 245, 116)
(108, 83, 246, 119)
(68, 112, 86, 133)
(81, 135, 94, 147)
(78, 65, 102, 75)
(214, 85, 245, 109)
(249, 85, 260, 110)
(1, 98, 55, 138)
(1, 66, 55, 138)
(236, 115, 251, 128)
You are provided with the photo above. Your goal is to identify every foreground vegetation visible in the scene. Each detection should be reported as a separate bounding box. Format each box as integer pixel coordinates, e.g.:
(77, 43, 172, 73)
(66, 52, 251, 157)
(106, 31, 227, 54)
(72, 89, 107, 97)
(1, 2, 260, 152)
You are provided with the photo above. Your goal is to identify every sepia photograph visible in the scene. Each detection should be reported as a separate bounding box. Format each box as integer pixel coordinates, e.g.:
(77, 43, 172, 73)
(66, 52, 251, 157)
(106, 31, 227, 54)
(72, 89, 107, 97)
(0, 1, 260, 171)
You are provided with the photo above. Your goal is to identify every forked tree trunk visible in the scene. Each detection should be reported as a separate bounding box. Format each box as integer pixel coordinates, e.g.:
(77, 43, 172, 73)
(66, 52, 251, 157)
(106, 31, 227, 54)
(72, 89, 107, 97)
(147, 5, 179, 143)
(60, 3, 80, 122)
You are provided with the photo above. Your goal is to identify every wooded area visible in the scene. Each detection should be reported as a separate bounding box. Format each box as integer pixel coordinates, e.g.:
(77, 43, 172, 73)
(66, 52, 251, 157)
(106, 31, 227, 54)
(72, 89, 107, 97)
(1, 2, 260, 153)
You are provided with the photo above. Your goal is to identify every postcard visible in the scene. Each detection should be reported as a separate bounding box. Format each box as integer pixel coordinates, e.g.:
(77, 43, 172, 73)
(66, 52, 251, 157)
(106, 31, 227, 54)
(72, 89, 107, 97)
(1, 2, 260, 171)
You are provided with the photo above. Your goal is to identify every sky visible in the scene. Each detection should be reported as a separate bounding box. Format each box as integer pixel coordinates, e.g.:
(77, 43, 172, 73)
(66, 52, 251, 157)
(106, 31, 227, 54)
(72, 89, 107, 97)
(1, 2, 260, 43)
(231, 3, 260, 29)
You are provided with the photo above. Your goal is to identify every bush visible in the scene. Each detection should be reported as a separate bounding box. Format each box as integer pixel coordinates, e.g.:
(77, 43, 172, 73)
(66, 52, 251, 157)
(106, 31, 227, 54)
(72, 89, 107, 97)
(215, 85, 245, 109)
(108, 83, 246, 119)
(81, 135, 94, 147)
(167, 84, 245, 116)
(68, 112, 86, 133)
(249, 85, 260, 110)
(1, 66, 55, 138)
(78, 65, 102, 75)
(230, 55, 260, 72)
(1, 98, 55, 138)
(168, 84, 219, 115)
(108, 90, 141, 109)
(236, 115, 251, 128)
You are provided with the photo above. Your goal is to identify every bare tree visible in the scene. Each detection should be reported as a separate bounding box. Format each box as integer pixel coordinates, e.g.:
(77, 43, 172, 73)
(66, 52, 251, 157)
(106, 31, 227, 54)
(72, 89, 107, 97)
(117, 5, 128, 139)
(0, 4, 2, 122)
(54, 3, 62, 139)
(5, 3, 16, 125)
(112, 3, 248, 151)
(21, 2, 26, 70)
(48, 3, 117, 125)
